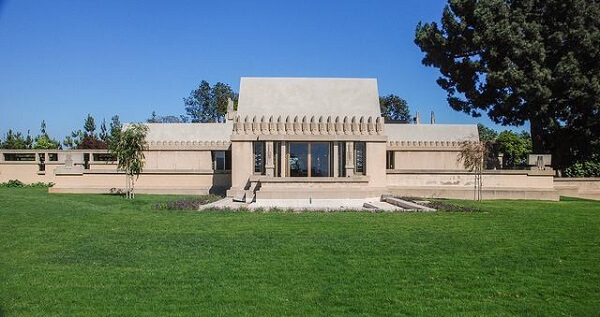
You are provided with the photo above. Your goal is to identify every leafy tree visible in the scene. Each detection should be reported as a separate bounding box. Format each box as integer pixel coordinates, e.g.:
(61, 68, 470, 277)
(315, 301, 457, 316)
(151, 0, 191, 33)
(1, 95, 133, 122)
(62, 130, 83, 149)
(80, 135, 107, 149)
(100, 119, 108, 143)
(63, 115, 107, 149)
(496, 131, 532, 168)
(33, 120, 60, 149)
(564, 159, 600, 177)
(110, 123, 148, 199)
(2, 130, 29, 149)
(83, 114, 96, 138)
(108, 115, 122, 152)
(415, 0, 600, 170)
(379, 94, 411, 122)
(477, 124, 498, 143)
(457, 141, 486, 200)
(24, 130, 33, 149)
(184, 80, 236, 122)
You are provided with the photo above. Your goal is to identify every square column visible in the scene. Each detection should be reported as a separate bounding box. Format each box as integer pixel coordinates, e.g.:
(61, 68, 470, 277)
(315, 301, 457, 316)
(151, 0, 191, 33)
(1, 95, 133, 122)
(333, 142, 339, 177)
(345, 141, 354, 177)
(280, 142, 286, 177)
(265, 141, 274, 177)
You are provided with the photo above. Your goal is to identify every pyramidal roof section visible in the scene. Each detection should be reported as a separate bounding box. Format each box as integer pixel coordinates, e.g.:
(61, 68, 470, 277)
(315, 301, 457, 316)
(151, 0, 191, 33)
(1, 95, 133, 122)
(236, 77, 381, 118)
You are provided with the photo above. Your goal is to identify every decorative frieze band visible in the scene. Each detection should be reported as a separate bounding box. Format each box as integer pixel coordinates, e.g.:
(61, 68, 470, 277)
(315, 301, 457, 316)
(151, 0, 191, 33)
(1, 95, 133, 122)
(148, 140, 231, 150)
(232, 115, 385, 136)
(387, 140, 476, 149)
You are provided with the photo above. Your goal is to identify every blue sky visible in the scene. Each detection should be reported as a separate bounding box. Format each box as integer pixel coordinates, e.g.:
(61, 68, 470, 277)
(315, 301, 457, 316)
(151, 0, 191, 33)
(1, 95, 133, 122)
(0, 0, 524, 140)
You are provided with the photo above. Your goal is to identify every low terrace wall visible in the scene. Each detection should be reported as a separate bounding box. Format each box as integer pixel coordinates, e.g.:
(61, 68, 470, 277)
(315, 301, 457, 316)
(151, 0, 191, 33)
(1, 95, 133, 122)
(49, 169, 231, 195)
(554, 178, 600, 200)
(386, 169, 558, 201)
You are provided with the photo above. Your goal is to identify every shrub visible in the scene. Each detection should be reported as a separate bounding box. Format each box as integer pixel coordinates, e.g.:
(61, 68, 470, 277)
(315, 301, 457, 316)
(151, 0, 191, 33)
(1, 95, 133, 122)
(0, 180, 54, 188)
(564, 160, 600, 177)
(1, 180, 25, 188)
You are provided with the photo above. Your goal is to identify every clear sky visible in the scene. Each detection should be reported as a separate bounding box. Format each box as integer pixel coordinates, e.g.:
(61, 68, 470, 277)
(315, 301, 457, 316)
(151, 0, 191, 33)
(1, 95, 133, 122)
(0, 0, 524, 140)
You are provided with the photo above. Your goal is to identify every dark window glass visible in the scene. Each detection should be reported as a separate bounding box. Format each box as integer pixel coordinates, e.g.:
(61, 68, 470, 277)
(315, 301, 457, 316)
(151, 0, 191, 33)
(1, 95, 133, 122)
(289, 143, 308, 177)
(253, 142, 265, 174)
(3, 153, 35, 161)
(274, 142, 281, 177)
(83, 153, 90, 169)
(311, 142, 330, 177)
(38, 153, 45, 171)
(48, 153, 58, 161)
(225, 150, 231, 170)
(386, 151, 395, 169)
(355, 142, 366, 175)
(213, 151, 226, 171)
(338, 142, 346, 177)
(93, 153, 116, 162)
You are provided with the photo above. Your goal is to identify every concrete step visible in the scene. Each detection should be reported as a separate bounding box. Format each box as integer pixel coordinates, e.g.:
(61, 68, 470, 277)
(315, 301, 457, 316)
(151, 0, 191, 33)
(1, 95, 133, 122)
(244, 190, 255, 203)
(363, 200, 404, 212)
(384, 197, 436, 212)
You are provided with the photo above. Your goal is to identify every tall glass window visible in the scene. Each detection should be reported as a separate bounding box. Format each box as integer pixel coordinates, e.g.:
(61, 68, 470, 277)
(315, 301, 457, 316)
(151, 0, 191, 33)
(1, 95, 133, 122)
(274, 142, 281, 177)
(212, 151, 226, 171)
(386, 151, 395, 169)
(253, 142, 265, 175)
(311, 142, 330, 177)
(338, 142, 346, 177)
(288, 142, 331, 177)
(289, 143, 309, 177)
(355, 142, 366, 175)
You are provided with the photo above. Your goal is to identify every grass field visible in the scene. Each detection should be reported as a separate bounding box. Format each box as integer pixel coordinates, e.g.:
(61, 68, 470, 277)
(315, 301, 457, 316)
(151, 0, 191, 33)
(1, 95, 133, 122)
(1, 188, 599, 315)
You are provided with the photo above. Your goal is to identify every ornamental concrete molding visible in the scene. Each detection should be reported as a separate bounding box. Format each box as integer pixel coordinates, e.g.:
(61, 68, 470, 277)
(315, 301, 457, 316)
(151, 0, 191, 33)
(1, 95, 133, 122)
(387, 140, 478, 150)
(147, 140, 231, 150)
(232, 114, 385, 136)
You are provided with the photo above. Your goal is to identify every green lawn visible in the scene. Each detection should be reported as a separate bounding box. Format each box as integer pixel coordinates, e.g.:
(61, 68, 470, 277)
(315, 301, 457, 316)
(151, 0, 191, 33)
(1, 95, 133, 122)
(1, 188, 599, 315)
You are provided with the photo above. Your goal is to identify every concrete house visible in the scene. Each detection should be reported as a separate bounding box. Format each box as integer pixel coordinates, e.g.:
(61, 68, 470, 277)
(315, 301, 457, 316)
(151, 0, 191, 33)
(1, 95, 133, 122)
(1, 77, 571, 201)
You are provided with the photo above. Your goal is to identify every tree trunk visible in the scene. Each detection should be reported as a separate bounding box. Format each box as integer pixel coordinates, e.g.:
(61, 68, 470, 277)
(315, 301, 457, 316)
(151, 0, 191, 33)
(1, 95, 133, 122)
(530, 118, 545, 154)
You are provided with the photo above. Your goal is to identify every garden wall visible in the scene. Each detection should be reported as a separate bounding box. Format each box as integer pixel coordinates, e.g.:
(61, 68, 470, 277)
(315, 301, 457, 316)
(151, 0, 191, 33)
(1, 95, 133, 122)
(386, 169, 559, 201)
(554, 178, 600, 200)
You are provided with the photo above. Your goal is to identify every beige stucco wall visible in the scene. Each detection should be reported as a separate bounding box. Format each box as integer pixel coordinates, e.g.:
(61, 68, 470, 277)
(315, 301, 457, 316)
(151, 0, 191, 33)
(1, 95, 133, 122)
(554, 178, 600, 200)
(386, 170, 558, 200)
(230, 141, 254, 190)
(0, 162, 61, 184)
(49, 172, 231, 194)
(367, 142, 387, 187)
(393, 150, 463, 170)
(387, 172, 554, 189)
(145, 151, 213, 170)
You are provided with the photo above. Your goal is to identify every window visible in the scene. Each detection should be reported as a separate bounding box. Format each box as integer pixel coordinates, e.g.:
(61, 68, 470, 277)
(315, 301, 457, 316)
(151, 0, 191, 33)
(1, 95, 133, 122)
(93, 153, 116, 162)
(253, 142, 265, 175)
(3, 153, 35, 161)
(386, 151, 395, 169)
(338, 142, 346, 177)
(311, 142, 330, 177)
(288, 142, 331, 177)
(83, 153, 90, 169)
(355, 142, 366, 175)
(38, 153, 45, 172)
(212, 151, 226, 171)
(274, 142, 281, 177)
(48, 153, 58, 161)
(289, 143, 308, 177)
